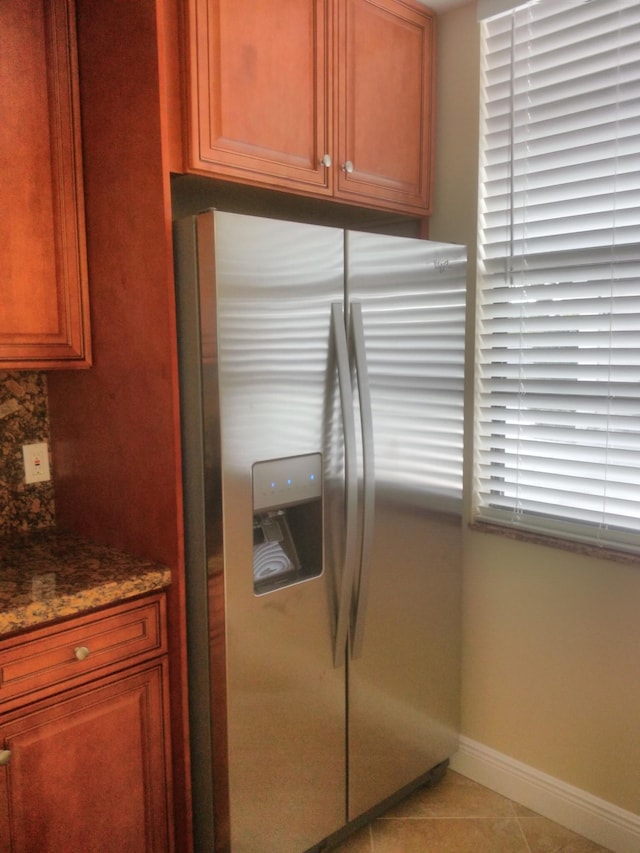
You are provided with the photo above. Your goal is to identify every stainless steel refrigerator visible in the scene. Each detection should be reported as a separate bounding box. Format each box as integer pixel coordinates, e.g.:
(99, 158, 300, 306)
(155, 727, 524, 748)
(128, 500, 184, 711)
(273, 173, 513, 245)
(174, 210, 465, 853)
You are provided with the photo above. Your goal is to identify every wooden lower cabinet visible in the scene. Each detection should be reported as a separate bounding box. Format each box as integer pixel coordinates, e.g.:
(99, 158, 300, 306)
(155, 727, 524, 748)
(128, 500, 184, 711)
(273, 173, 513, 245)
(0, 661, 172, 853)
(0, 660, 172, 853)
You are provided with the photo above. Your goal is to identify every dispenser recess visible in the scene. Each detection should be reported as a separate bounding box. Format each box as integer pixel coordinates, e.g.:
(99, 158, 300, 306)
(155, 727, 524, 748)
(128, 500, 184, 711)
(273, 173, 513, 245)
(252, 454, 323, 595)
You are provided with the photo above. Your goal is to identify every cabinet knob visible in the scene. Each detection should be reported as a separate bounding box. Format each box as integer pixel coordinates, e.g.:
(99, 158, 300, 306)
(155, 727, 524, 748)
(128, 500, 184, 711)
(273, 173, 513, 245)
(320, 153, 332, 168)
(0, 750, 11, 766)
(74, 646, 90, 661)
(341, 160, 354, 174)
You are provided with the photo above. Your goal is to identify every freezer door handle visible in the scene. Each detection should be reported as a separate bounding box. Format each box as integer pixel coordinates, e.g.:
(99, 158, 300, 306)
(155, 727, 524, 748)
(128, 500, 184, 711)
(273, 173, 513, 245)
(350, 302, 375, 659)
(331, 302, 359, 668)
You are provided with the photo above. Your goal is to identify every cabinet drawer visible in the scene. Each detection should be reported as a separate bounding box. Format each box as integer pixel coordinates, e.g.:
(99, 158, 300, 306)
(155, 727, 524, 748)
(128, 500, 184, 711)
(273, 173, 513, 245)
(0, 594, 166, 707)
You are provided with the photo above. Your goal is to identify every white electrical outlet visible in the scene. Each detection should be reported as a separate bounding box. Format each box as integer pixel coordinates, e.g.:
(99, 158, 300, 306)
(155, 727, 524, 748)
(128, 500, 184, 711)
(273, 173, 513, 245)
(22, 442, 51, 484)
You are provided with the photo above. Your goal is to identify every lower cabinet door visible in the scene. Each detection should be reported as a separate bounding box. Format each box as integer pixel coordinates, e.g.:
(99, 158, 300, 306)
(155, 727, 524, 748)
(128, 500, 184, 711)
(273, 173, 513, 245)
(0, 661, 173, 853)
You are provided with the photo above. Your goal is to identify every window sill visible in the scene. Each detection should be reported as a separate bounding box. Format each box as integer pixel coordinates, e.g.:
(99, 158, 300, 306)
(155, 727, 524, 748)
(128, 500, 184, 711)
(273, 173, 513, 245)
(468, 520, 640, 568)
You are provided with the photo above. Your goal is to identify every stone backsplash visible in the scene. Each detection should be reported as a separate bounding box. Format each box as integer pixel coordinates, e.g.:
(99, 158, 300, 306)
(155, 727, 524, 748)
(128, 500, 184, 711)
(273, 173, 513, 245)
(0, 371, 55, 535)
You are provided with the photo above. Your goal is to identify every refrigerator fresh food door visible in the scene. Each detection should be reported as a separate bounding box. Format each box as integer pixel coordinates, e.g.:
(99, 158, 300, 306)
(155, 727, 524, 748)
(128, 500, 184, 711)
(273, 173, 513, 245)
(209, 212, 347, 852)
(345, 230, 465, 821)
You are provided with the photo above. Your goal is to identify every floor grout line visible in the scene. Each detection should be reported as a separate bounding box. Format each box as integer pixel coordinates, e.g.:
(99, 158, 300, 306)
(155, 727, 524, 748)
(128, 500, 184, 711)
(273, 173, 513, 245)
(515, 815, 534, 853)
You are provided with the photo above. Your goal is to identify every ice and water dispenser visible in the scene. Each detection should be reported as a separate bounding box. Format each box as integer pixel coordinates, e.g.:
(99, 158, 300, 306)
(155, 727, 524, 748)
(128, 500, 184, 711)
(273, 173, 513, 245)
(252, 454, 323, 595)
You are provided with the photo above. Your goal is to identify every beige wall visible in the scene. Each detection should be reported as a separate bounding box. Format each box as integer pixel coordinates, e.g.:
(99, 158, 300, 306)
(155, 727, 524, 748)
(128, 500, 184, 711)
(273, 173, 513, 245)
(429, 2, 640, 815)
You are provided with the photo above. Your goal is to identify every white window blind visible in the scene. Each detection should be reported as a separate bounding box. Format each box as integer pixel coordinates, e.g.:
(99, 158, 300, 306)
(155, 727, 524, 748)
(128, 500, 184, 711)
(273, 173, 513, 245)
(474, 0, 640, 554)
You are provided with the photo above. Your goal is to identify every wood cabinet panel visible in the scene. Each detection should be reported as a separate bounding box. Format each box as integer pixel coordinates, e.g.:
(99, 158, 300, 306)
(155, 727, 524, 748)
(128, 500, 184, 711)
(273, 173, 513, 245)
(184, 0, 434, 215)
(0, 0, 90, 368)
(189, 0, 332, 192)
(336, 0, 433, 211)
(0, 595, 166, 710)
(0, 662, 172, 853)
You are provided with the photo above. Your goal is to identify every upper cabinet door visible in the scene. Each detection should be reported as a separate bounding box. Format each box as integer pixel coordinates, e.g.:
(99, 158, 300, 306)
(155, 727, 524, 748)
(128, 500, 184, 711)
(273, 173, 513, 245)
(335, 0, 434, 214)
(188, 0, 333, 193)
(0, 0, 91, 369)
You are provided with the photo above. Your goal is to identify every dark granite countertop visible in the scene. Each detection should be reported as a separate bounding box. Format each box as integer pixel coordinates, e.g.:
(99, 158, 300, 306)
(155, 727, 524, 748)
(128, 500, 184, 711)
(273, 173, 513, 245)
(0, 529, 171, 637)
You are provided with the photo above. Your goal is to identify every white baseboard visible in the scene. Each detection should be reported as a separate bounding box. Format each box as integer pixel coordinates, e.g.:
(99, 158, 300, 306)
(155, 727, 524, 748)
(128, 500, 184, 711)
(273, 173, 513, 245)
(450, 736, 640, 853)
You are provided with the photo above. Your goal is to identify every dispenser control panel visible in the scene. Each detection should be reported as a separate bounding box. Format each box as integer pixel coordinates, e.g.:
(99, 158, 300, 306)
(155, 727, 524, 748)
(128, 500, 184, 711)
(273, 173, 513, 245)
(252, 453, 322, 512)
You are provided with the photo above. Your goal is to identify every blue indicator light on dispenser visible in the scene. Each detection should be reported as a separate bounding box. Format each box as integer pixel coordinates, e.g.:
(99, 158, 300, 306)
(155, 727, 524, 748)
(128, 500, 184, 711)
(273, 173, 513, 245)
(310, 474, 315, 481)
(270, 481, 276, 489)
(287, 478, 292, 486)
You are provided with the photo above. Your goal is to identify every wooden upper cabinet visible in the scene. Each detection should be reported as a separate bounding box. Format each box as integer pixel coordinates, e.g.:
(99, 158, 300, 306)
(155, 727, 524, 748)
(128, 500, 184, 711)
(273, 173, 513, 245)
(336, 0, 434, 212)
(184, 0, 434, 215)
(188, 0, 333, 193)
(0, 0, 91, 369)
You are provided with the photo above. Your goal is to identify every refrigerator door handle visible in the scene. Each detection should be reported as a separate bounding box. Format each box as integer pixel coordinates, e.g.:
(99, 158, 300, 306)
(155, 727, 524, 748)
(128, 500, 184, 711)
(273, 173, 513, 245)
(331, 302, 359, 668)
(350, 302, 375, 659)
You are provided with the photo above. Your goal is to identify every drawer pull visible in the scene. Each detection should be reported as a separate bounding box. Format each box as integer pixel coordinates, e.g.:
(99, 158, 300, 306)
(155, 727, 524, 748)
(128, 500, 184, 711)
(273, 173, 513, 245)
(74, 646, 90, 661)
(0, 750, 11, 766)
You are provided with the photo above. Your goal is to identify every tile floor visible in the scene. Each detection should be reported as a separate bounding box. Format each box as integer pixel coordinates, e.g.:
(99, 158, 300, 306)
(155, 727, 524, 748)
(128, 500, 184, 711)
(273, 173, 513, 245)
(330, 770, 611, 853)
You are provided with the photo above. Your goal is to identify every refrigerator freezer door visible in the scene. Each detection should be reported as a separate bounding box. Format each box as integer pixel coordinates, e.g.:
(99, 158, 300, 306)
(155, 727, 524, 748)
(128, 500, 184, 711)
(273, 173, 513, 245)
(345, 230, 465, 820)
(210, 212, 347, 852)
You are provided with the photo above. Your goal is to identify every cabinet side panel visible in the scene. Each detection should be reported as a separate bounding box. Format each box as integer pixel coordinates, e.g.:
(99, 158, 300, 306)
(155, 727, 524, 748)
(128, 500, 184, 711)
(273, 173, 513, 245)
(47, 1, 191, 850)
